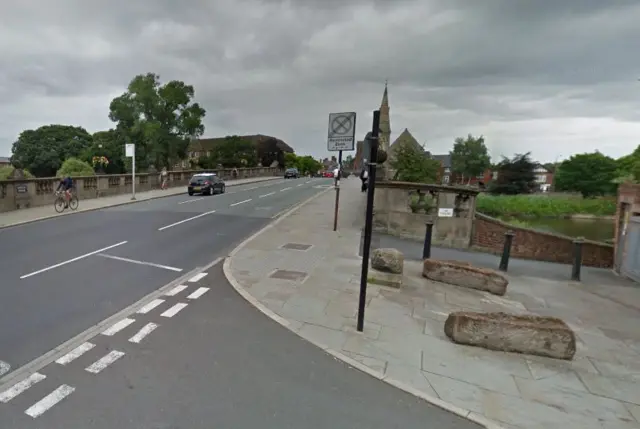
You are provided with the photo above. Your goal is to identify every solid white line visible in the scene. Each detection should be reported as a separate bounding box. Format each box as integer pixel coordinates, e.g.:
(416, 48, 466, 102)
(25, 385, 75, 418)
(230, 199, 251, 206)
(165, 284, 188, 296)
(129, 323, 158, 344)
(259, 192, 275, 198)
(97, 253, 183, 272)
(189, 272, 208, 282)
(0, 373, 46, 403)
(20, 241, 128, 279)
(55, 342, 95, 365)
(280, 187, 292, 192)
(178, 197, 205, 205)
(85, 350, 125, 374)
(187, 287, 210, 300)
(102, 318, 136, 336)
(158, 210, 216, 231)
(137, 298, 165, 314)
(161, 303, 188, 318)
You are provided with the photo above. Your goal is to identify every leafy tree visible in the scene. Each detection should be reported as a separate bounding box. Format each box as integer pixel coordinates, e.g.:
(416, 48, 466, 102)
(282, 153, 322, 175)
(56, 157, 95, 177)
(284, 152, 298, 168)
(488, 153, 537, 195)
(389, 139, 440, 183)
(80, 130, 128, 174)
(212, 136, 258, 168)
(108, 73, 206, 171)
(11, 125, 93, 177)
(0, 166, 34, 180)
(450, 134, 491, 184)
(554, 152, 618, 198)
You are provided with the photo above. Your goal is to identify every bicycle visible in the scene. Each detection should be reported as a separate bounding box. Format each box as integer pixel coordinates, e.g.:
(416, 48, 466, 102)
(54, 190, 79, 213)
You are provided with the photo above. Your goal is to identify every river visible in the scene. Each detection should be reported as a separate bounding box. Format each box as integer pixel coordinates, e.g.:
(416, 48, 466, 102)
(499, 217, 614, 243)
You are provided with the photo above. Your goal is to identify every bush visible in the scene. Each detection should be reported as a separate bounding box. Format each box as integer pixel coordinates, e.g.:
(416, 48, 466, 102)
(476, 194, 616, 217)
(56, 157, 95, 177)
(0, 166, 34, 180)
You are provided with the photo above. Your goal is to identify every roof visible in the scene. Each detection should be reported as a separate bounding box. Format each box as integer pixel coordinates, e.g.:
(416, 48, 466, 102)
(0, 156, 10, 164)
(389, 128, 421, 153)
(188, 134, 293, 153)
(431, 154, 451, 168)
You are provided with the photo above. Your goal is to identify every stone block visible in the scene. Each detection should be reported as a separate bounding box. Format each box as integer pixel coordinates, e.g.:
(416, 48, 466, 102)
(371, 248, 404, 274)
(368, 268, 402, 288)
(422, 259, 507, 296)
(444, 311, 576, 360)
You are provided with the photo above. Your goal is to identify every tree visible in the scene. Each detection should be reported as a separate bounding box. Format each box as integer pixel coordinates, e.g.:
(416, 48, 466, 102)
(11, 125, 93, 177)
(108, 73, 206, 171)
(56, 157, 95, 177)
(389, 140, 440, 183)
(212, 136, 258, 168)
(0, 166, 34, 180)
(488, 153, 537, 195)
(450, 134, 491, 184)
(282, 153, 322, 175)
(554, 152, 618, 198)
(80, 130, 128, 174)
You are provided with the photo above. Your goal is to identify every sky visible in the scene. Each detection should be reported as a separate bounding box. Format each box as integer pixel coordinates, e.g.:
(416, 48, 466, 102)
(1, 0, 640, 164)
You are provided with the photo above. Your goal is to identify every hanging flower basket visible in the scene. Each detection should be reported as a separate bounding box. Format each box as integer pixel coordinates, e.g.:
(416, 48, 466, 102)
(92, 156, 109, 173)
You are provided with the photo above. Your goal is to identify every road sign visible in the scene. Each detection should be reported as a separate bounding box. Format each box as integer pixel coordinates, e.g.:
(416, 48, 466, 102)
(327, 112, 356, 151)
(438, 208, 454, 217)
(125, 144, 135, 157)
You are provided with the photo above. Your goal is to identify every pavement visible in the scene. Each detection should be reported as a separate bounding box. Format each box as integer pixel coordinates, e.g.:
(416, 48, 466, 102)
(225, 178, 640, 429)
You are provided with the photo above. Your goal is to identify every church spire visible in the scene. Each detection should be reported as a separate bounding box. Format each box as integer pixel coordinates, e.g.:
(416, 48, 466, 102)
(379, 80, 391, 152)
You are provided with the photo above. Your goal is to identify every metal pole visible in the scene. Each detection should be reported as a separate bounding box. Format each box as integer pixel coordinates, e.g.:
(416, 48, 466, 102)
(131, 147, 136, 201)
(498, 230, 514, 271)
(423, 221, 434, 259)
(357, 110, 380, 333)
(571, 237, 583, 281)
(333, 150, 343, 231)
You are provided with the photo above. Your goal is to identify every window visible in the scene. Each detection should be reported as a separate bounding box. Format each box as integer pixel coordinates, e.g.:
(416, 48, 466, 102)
(443, 175, 450, 184)
(536, 174, 546, 183)
(444, 168, 451, 173)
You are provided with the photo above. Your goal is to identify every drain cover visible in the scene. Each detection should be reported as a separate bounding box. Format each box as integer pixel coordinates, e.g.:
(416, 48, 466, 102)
(281, 243, 312, 251)
(269, 269, 308, 282)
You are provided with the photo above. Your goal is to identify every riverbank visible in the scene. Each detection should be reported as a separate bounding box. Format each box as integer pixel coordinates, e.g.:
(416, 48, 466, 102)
(476, 193, 616, 218)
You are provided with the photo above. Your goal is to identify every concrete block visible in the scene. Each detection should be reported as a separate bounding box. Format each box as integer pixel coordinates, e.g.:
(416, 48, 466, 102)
(423, 259, 508, 296)
(369, 268, 402, 289)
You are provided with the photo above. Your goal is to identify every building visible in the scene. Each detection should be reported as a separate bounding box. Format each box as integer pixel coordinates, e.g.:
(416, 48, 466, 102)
(354, 83, 392, 173)
(430, 153, 492, 186)
(533, 164, 554, 192)
(0, 156, 10, 167)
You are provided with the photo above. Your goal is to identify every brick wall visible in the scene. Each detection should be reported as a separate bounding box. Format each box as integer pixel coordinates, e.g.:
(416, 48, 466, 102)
(472, 213, 614, 268)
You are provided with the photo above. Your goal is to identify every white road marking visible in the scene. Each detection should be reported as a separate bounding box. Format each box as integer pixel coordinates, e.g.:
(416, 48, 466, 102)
(161, 303, 188, 318)
(0, 373, 46, 403)
(129, 323, 159, 344)
(189, 272, 208, 282)
(0, 360, 9, 376)
(230, 198, 251, 206)
(280, 187, 292, 192)
(20, 241, 128, 279)
(297, 183, 304, 186)
(97, 253, 183, 272)
(137, 298, 165, 314)
(25, 384, 75, 418)
(85, 350, 125, 374)
(158, 210, 216, 231)
(102, 318, 136, 336)
(178, 197, 205, 205)
(305, 180, 312, 183)
(259, 192, 275, 198)
(165, 284, 188, 296)
(246, 186, 258, 190)
(55, 342, 95, 365)
(187, 287, 210, 300)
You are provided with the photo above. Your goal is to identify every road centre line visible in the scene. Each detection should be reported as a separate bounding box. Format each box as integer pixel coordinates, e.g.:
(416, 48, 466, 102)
(102, 318, 136, 336)
(0, 373, 46, 403)
(25, 384, 75, 418)
(158, 210, 216, 231)
(20, 241, 128, 279)
(137, 298, 165, 314)
(259, 192, 275, 198)
(85, 350, 125, 374)
(165, 285, 188, 296)
(230, 198, 252, 206)
(178, 197, 206, 205)
(97, 253, 183, 272)
(280, 187, 292, 192)
(55, 342, 95, 365)
(189, 272, 208, 282)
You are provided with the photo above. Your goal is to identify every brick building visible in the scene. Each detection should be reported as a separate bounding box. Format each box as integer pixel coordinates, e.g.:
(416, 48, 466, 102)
(430, 153, 492, 186)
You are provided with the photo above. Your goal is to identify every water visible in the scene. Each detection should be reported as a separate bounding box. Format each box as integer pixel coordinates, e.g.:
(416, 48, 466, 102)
(500, 217, 614, 243)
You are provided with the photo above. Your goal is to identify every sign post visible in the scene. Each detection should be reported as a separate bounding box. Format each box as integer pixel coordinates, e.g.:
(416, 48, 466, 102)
(125, 143, 136, 200)
(327, 112, 356, 231)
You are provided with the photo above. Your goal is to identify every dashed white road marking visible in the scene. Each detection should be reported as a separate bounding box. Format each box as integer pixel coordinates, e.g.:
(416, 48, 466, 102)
(259, 192, 275, 198)
(25, 384, 75, 418)
(165, 284, 188, 296)
(178, 197, 205, 205)
(55, 342, 95, 365)
(20, 241, 128, 279)
(129, 323, 159, 344)
(0, 372, 46, 403)
(246, 186, 258, 190)
(102, 318, 136, 336)
(280, 187, 292, 192)
(137, 298, 165, 314)
(189, 272, 208, 282)
(85, 350, 125, 374)
(305, 180, 312, 183)
(97, 253, 183, 272)
(158, 210, 216, 231)
(187, 287, 210, 300)
(161, 303, 188, 318)
(0, 360, 9, 377)
(230, 198, 252, 206)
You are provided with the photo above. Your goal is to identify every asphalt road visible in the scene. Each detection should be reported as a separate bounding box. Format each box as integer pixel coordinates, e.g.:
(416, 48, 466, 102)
(0, 261, 479, 429)
(0, 177, 334, 377)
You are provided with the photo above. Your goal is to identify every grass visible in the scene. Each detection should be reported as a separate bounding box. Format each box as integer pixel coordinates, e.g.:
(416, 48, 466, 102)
(476, 194, 616, 218)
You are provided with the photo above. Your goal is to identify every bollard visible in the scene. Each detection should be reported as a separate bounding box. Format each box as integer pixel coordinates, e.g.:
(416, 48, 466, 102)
(571, 237, 584, 281)
(498, 230, 515, 272)
(423, 221, 434, 259)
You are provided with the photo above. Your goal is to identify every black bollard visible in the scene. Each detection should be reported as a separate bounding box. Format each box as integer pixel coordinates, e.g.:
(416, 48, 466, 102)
(423, 221, 434, 259)
(571, 237, 584, 282)
(499, 230, 515, 272)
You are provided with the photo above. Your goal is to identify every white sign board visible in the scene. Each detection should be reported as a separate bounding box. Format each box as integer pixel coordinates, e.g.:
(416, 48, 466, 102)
(327, 112, 356, 151)
(438, 208, 454, 217)
(125, 143, 135, 157)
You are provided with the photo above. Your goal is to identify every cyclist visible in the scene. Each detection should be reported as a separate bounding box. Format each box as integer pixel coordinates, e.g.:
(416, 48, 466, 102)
(56, 176, 74, 208)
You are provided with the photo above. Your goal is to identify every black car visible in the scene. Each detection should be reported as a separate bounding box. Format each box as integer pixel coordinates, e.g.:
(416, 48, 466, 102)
(284, 168, 299, 179)
(187, 173, 226, 196)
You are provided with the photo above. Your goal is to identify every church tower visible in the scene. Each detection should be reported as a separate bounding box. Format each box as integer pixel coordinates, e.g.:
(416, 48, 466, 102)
(379, 81, 391, 153)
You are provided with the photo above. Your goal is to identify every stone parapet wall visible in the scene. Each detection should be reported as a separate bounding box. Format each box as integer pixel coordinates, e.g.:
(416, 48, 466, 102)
(472, 213, 613, 268)
(0, 167, 280, 212)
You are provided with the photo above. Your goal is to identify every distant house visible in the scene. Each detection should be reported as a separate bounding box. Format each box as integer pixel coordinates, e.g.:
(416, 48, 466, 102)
(0, 156, 10, 167)
(430, 153, 492, 186)
(533, 164, 554, 192)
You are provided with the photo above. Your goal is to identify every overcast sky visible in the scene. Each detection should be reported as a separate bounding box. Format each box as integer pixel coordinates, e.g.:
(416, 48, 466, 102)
(2, 0, 640, 163)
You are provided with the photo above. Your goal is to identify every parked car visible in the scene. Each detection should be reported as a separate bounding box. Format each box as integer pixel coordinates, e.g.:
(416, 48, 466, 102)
(322, 171, 334, 178)
(284, 168, 299, 179)
(187, 173, 226, 196)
